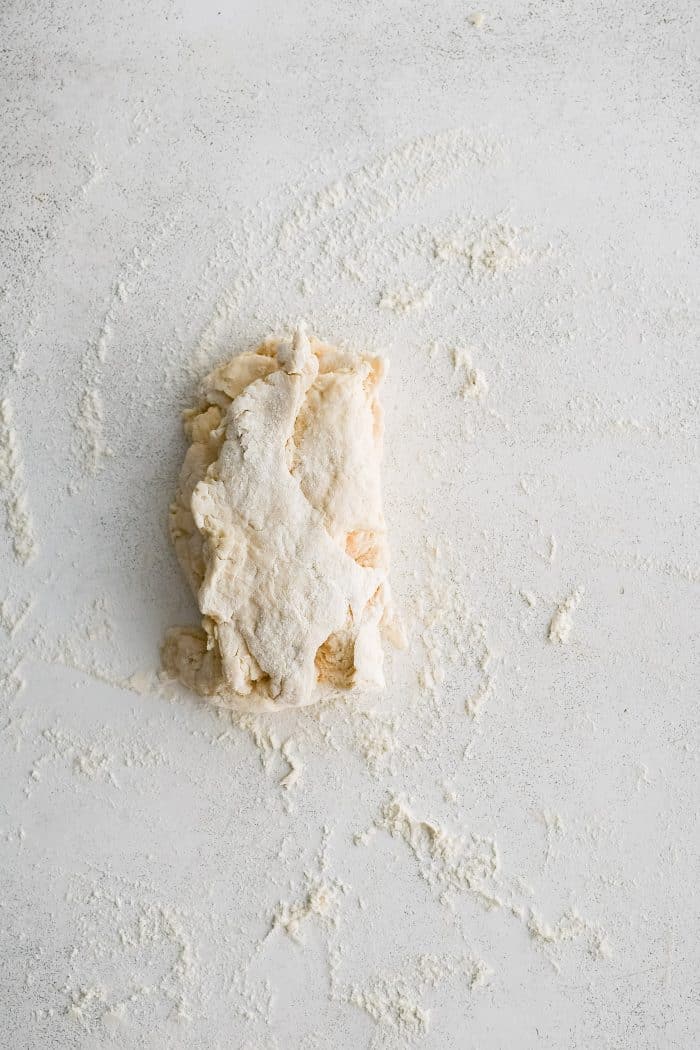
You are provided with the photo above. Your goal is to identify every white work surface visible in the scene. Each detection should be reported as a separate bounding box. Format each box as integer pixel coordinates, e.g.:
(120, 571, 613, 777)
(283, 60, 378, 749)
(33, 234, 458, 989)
(1, 2, 698, 1048)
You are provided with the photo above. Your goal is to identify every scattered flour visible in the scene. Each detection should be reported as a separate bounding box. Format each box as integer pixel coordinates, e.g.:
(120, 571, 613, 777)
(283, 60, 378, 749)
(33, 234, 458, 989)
(528, 908, 612, 964)
(75, 312, 115, 476)
(0, 398, 37, 563)
(230, 970, 273, 1026)
(451, 346, 489, 400)
(63, 873, 201, 1027)
(434, 220, 535, 278)
(414, 540, 497, 719)
(539, 808, 566, 867)
(0, 655, 26, 698)
(379, 285, 433, 314)
(376, 794, 512, 913)
(548, 534, 557, 564)
(373, 795, 609, 962)
(188, 128, 502, 372)
(635, 763, 651, 791)
(75, 388, 110, 474)
(267, 828, 350, 983)
(0, 591, 34, 636)
(80, 153, 105, 196)
(351, 708, 400, 776)
(0, 119, 628, 1049)
(74, 214, 176, 478)
(548, 588, 584, 643)
(237, 720, 309, 791)
(25, 719, 169, 795)
(0, 707, 31, 753)
(270, 872, 345, 943)
(343, 952, 490, 1045)
(430, 342, 490, 402)
(279, 738, 304, 790)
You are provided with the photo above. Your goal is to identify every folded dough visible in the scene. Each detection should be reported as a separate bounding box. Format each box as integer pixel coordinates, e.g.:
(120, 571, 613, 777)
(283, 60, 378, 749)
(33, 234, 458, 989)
(163, 325, 398, 711)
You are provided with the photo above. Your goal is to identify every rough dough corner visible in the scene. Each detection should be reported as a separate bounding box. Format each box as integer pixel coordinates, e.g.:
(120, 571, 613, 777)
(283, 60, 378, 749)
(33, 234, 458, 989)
(163, 324, 400, 711)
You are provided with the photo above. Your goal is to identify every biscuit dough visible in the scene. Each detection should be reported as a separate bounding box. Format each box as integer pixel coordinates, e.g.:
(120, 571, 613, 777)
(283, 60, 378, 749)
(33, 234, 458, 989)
(163, 325, 398, 711)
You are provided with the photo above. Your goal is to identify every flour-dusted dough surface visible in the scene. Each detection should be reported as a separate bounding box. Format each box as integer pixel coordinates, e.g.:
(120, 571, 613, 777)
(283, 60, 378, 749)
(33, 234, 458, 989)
(163, 325, 398, 710)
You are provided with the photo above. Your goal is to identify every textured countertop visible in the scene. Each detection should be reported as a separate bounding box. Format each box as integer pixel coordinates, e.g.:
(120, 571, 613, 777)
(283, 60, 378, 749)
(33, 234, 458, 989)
(1, 2, 697, 1047)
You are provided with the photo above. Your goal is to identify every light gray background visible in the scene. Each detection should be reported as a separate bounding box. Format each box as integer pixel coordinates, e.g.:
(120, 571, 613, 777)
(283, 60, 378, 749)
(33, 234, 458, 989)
(1, 2, 698, 1048)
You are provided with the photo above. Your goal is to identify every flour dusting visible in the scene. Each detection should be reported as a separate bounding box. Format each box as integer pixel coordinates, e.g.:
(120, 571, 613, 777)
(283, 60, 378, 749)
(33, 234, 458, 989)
(1, 25, 693, 1043)
(0, 399, 37, 563)
(548, 588, 584, 644)
(343, 952, 490, 1044)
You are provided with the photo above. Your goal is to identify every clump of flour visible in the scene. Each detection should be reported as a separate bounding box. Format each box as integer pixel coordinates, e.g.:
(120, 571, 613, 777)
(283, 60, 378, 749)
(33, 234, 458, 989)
(548, 588, 584, 643)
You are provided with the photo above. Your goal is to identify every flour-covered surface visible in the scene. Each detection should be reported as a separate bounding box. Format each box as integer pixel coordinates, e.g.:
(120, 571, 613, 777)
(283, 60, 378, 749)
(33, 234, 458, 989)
(1, 2, 697, 1048)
